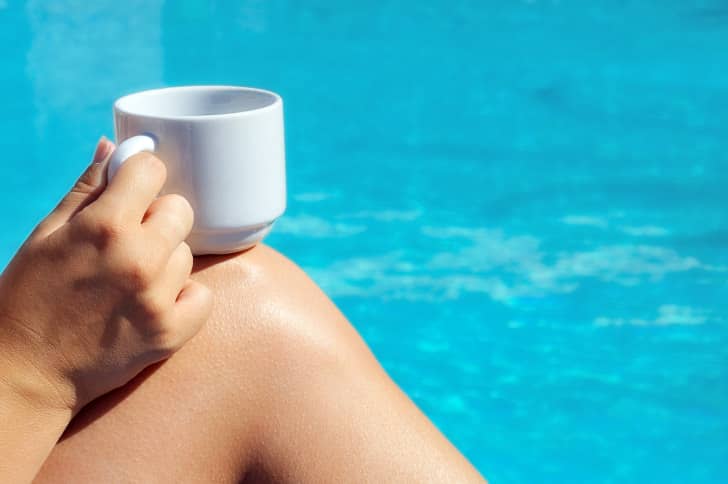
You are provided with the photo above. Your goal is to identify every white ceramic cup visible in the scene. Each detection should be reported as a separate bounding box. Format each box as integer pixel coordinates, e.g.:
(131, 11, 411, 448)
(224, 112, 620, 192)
(109, 85, 286, 255)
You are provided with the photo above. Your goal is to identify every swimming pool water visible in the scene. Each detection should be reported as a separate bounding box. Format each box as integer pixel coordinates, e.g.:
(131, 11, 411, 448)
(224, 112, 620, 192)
(1, 1, 727, 481)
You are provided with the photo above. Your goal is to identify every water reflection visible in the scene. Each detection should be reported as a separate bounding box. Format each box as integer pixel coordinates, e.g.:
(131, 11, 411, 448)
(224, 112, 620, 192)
(160, 0, 270, 84)
(25, 0, 164, 150)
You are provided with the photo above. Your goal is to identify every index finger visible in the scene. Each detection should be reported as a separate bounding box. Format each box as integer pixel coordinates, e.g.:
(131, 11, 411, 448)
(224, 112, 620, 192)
(95, 152, 167, 222)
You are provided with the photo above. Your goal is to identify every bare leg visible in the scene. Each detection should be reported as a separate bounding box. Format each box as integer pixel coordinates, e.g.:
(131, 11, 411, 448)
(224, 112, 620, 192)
(36, 245, 484, 483)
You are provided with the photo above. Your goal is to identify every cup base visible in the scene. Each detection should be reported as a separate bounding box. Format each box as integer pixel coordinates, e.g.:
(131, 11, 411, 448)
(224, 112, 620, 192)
(187, 222, 275, 255)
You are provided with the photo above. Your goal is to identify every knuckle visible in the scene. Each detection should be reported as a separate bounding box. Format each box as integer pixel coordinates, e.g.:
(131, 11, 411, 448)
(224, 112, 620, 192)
(95, 220, 125, 246)
(118, 257, 156, 290)
(69, 181, 95, 199)
(165, 193, 192, 212)
(73, 210, 125, 248)
(178, 242, 194, 268)
(161, 194, 194, 226)
(198, 286, 214, 317)
(129, 153, 166, 180)
(173, 259, 194, 282)
(150, 322, 183, 352)
(72, 163, 105, 195)
(138, 296, 168, 324)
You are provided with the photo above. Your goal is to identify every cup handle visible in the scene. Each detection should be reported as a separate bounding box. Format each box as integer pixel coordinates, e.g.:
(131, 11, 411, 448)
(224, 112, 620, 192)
(107, 134, 157, 181)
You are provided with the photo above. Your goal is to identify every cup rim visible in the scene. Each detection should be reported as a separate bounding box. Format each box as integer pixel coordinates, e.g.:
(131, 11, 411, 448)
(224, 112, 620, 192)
(113, 85, 282, 121)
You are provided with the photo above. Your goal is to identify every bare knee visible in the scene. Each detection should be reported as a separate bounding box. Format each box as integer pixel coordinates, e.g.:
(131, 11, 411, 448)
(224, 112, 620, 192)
(192, 244, 361, 350)
(190, 245, 377, 407)
(192, 248, 481, 483)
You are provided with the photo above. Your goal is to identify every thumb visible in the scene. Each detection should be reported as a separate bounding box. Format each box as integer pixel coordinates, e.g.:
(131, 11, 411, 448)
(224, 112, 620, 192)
(33, 137, 116, 239)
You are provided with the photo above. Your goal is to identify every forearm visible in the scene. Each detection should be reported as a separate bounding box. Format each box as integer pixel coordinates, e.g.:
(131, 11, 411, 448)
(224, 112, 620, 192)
(0, 322, 72, 482)
(0, 374, 71, 483)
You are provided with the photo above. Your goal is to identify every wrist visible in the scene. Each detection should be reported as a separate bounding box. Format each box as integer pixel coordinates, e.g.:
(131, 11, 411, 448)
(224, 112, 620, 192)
(0, 323, 76, 415)
(0, 360, 72, 484)
(0, 371, 72, 423)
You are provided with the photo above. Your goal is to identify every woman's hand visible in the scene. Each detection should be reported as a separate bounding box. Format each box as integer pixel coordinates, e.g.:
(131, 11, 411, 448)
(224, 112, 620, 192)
(0, 138, 212, 414)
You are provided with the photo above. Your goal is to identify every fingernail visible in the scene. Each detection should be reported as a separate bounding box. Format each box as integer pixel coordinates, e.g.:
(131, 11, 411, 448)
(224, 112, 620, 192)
(92, 136, 114, 163)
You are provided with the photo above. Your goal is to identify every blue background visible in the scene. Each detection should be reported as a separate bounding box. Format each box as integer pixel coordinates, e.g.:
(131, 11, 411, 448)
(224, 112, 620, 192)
(1, 1, 727, 481)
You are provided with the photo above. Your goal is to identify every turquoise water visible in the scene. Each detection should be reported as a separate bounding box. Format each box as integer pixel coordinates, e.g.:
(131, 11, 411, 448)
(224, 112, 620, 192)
(1, 1, 727, 481)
